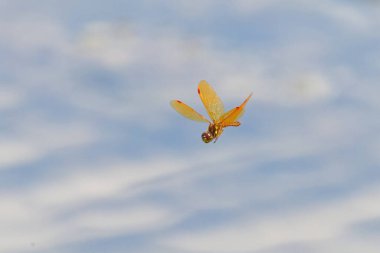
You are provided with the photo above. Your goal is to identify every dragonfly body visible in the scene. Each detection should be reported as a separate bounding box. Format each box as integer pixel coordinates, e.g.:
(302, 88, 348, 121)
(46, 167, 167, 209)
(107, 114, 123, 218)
(202, 123, 223, 143)
(171, 80, 252, 143)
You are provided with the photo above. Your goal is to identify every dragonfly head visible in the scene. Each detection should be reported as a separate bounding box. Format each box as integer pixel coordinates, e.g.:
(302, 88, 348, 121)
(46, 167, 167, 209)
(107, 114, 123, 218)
(201, 131, 214, 143)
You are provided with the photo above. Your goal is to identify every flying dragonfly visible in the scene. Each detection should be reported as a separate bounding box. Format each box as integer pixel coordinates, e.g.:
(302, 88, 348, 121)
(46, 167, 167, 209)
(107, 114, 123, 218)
(170, 80, 253, 143)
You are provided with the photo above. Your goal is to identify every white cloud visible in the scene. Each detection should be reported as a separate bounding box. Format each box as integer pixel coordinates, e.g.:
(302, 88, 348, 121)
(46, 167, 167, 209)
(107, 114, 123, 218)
(71, 204, 175, 236)
(314, 1, 372, 33)
(0, 86, 24, 110)
(0, 1, 379, 253)
(0, 18, 69, 55)
(0, 140, 42, 169)
(77, 22, 142, 68)
(0, 128, 343, 252)
(69, 17, 340, 115)
(288, 72, 335, 104)
(0, 156, 186, 252)
(160, 186, 380, 253)
(75, 20, 213, 73)
(0, 121, 99, 170)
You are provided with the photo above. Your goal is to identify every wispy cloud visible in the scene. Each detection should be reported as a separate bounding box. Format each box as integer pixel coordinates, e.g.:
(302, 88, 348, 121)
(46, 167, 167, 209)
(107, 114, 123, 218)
(159, 185, 380, 252)
(0, 0, 379, 253)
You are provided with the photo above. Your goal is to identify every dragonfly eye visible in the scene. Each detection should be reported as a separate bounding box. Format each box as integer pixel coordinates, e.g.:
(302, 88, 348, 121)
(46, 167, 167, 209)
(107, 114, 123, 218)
(201, 132, 213, 143)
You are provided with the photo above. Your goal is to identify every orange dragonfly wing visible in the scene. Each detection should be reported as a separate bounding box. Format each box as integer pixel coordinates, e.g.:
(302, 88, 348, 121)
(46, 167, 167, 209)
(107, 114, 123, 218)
(197, 80, 225, 122)
(170, 100, 210, 123)
(221, 93, 253, 126)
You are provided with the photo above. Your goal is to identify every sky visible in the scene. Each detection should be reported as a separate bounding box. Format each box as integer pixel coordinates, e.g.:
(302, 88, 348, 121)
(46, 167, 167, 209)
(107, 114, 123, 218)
(0, 0, 380, 252)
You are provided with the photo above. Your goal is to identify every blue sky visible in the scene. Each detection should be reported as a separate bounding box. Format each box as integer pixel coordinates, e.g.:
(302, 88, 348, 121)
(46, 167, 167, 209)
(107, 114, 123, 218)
(1, 0, 380, 252)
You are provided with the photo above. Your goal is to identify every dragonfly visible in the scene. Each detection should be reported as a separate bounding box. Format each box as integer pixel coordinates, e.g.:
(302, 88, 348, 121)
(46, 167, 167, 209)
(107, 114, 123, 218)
(170, 80, 253, 143)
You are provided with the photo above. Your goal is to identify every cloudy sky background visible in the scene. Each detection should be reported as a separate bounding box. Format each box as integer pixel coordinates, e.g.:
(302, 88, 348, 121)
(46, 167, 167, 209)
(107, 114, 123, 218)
(1, 0, 380, 252)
